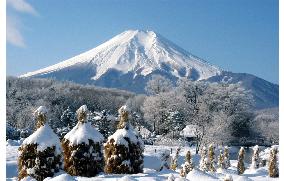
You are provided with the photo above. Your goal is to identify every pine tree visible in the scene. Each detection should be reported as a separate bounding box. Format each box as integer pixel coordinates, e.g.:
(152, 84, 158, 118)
(180, 150, 194, 177)
(208, 144, 216, 172)
(18, 106, 62, 181)
(199, 146, 209, 171)
(237, 147, 245, 175)
(61, 105, 104, 177)
(251, 145, 260, 169)
(104, 105, 144, 174)
(217, 150, 225, 170)
(171, 147, 181, 170)
(268, 146, 279, 177)
(224, 146, 231, 169)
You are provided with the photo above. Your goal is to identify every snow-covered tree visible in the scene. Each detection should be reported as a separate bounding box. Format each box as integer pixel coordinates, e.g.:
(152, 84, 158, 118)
(237, 147, 245, 175)
(268, 146, 278, 177)
(145, 75, 173, 95)
(94, 110, 113, 138)
(56, 107, 76, 139)
(224, 146, 231, 169)
(61, 105, 104, 177)
(251, 145, 261, 169)
(199, 146, 209, 171)
(180, 150, 194, 177)
(18, 106, 62, 181)
(104, 105, 144, 174)
(170, 147, 181, 170)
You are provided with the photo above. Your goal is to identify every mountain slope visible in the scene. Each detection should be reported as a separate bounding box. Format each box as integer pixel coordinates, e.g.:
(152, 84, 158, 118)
(20, 30, 278, 109)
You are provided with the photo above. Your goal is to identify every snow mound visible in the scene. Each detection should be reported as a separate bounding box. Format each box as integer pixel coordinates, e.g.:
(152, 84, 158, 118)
(64, 122, 104, 145)
(186, 169, 218, 180)
(44, 173, 75, 181)
(107, 127, 143, 147)
(22, 124, 61, 154)
(235, 176, 253, 181)
(21, 176, 37, 181)
(119, 175, 138, 181)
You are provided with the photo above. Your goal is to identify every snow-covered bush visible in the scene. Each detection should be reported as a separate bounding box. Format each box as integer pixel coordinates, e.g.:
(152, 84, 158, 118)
(104, 105, 144, 174)
(180, 150, 194, 177)
(18, 106, 62, 181)
(237, 147, 245, 175)
(61, 105, 104, 177)
(251, 145, 260, 169)
(224, 146, 231, 168)
(223, 174, 233, 181)
(268, 146, 278, 177)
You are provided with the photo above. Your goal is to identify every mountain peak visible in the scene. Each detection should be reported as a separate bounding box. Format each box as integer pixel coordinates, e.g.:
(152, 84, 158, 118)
(21, 30, 221, 81)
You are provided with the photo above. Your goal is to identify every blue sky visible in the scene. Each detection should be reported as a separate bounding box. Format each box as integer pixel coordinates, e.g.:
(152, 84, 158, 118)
(7, 0, 279, 84)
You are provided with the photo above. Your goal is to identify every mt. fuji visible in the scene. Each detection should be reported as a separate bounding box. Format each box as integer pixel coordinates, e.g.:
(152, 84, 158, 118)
(20, 30, 278, 109)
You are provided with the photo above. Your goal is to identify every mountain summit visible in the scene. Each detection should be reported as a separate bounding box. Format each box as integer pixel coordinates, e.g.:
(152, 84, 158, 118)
(20, 30, 278, 109)
(21, 30, 221, 81)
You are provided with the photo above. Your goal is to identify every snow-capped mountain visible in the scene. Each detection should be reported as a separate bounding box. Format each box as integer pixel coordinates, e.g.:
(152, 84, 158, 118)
(20, 30, 278, 109)
(21, 30, 221, 81)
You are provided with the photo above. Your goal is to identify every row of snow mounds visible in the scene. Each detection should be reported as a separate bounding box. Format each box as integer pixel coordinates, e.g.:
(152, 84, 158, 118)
(18, 106, 63, 181)
(104, 105, 144, 174)
(61, 105, 105, 177)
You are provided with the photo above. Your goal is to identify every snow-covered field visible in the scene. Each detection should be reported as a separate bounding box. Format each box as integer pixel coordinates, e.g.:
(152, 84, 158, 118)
(6, 141, 278, 181)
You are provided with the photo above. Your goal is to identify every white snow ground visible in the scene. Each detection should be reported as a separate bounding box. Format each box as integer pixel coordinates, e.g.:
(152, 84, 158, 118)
(6, 143, 278, 181)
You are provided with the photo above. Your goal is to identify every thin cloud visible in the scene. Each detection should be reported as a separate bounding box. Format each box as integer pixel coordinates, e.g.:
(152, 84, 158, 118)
(6, 0, 38, 47)
(7, 15, 25, 47)
(7, 0, 38, 16)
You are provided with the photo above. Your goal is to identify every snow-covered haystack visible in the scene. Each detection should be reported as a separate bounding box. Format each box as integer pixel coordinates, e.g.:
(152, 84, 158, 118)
(180, 150, 193, 177)
(237, 147, 245, 175)
(104, 105, 144, 174)
(251, 145, 260, 169)
(61, 105, 104, 177)
(18, 106, 62, 181)
(268, 145, 278, 177)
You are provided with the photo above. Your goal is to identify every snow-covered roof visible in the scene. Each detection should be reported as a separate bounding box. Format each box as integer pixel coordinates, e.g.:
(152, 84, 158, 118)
(107, 127, 143, 147)
(180, 125, 198, 138)
(22, 124, 61, 155)
(64, 122, 104, 145)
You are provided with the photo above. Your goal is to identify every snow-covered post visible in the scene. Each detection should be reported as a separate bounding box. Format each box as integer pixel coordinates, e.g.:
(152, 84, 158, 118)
(104, 105, 144, 174)
(61, 105, 104, 177)
(208, 144, 216, 172)
(180, 150, 194, 177)
(251, 145, 260, 169)
(268, 146, 279, 177)
(18, 106, 62, 181)
(224, 146, 231, 169)
(237, 147, 245, 175)
(170, 147, 181, 171)
(199, 146, 209, 171)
